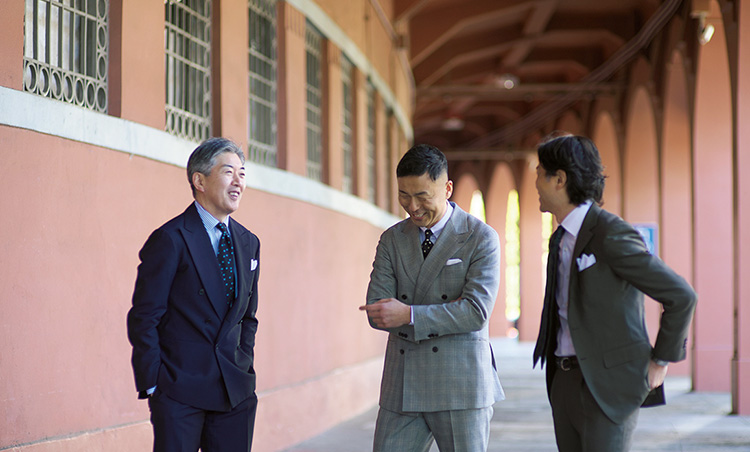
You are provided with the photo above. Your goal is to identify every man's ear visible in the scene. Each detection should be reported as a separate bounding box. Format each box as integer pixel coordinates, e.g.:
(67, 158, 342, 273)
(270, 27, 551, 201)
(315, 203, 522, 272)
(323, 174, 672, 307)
(192, 172, 206, 193)
(555, 169, 567, 188)
(445, 179, 454, 199)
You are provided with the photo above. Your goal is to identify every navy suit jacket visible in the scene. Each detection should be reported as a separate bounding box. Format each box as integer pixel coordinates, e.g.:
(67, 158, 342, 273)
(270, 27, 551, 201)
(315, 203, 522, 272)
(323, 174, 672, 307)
(127, 203, 260, 412)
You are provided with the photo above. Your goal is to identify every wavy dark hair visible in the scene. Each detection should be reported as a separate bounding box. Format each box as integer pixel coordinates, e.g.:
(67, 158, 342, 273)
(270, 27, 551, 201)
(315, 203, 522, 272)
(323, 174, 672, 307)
(537, 135, 605, 206)
(396, 143, 448, 181)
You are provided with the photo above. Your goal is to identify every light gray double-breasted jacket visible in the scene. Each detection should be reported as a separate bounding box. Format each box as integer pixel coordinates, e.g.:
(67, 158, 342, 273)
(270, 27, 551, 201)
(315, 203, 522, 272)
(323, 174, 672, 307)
(366, 203, 505, 413)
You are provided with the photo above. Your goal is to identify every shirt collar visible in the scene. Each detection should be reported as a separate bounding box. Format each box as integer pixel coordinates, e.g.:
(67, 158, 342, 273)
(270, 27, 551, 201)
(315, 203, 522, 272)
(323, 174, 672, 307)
(560, 200, 593, 238)
(194, 201, 230, 232)
(420, 201, 454, 238)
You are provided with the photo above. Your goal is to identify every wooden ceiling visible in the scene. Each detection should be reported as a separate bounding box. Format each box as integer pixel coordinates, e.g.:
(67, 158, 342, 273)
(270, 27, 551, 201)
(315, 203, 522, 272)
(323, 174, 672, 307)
(394, 0, 684, 157)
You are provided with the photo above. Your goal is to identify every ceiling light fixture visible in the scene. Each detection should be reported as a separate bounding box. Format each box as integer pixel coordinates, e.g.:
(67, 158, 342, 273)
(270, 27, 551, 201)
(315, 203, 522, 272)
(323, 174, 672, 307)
(442, 117, 464, 131)
(495, 73, 519, 90)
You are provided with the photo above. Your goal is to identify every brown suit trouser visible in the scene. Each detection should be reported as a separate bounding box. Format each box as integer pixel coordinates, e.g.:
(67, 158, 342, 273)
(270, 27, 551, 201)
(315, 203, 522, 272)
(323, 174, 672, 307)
(550, 366, 638, 452)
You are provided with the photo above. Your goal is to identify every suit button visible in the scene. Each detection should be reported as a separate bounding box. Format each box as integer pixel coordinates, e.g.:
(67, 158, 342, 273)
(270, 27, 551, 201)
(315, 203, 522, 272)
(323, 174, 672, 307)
(400, 349, 404, 355)
(238, 319, 243, 325)
(441, 294, 447, 300)
(199, 289, 205, 296)
(204, 319, 211, 324)
(401, 294, 408, 300)
(432, 347, 438, 353)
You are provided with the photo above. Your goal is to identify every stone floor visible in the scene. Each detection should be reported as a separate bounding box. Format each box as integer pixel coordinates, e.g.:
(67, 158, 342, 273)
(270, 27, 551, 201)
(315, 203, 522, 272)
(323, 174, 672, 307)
(283, 339, 750, 452)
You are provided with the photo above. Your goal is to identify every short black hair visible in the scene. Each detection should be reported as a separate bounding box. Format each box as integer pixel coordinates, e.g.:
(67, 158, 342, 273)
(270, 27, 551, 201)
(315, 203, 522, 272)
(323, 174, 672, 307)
(537, 135, 605, 205)
(396, 144, 448, 180)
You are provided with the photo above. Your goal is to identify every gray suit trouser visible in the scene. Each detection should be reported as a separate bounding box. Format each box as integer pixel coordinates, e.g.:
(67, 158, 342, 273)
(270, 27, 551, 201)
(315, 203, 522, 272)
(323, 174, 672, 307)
(373, 405, 493, 452)
(551, 366, 638, 452)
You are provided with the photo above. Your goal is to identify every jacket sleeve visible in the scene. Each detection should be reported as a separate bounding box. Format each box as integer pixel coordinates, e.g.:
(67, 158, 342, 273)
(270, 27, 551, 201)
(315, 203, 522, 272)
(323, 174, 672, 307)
(127, 228, 179, 393)
(601, 221, 697, 362)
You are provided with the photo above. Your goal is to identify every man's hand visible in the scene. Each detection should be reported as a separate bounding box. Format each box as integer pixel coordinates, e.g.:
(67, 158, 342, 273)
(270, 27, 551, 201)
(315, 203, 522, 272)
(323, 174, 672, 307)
(359, 298, 411, 328)
(647, 359, 668, 390)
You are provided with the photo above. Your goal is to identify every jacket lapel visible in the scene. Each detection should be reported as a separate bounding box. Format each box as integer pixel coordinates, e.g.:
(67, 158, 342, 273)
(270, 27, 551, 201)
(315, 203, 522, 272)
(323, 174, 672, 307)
(395, 220, 422, 286)
(181, 204, 228, 319)
(573, 204, 599, 258)
(568, 204, 600, 301)
(414, 204, 470, 305)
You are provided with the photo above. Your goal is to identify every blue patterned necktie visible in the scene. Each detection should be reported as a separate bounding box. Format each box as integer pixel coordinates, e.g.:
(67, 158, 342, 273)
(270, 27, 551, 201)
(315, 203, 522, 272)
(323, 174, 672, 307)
(422, 229, 434, 258)
(216, 223, 235, 305)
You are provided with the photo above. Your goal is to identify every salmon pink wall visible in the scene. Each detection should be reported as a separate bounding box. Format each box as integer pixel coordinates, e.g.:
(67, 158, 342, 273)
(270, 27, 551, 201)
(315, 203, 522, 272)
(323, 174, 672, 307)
(693, 5, 734, 391)
(623, 87, 662, 349)
(592, 112, 622, 216)
(517, 158, 545, 341)
(660, 50, 694, 377)
(0, 125, 389, 450)
(733, 0, 750, 415)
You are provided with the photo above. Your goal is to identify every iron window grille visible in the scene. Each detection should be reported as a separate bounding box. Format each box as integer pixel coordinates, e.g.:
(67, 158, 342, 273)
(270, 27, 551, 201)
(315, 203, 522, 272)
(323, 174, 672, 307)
(247, 0, 277, 166)
(23, 0, 109, 113)
(341, 55, 354, 194)
(165, 0, 211, 142)
(305, 21, 323, 182)
(366, 81, 376, 203)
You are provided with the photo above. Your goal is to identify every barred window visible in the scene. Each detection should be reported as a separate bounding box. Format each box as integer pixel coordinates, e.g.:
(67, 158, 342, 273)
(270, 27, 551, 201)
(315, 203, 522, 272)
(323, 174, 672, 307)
(248, 0, 277, 166)
(366, 82, 376, 203)
(341, 56, 354, 194)
(23, 0, 109, 113)
(165, 0, 211, 142)
(305, 21, 323, 181)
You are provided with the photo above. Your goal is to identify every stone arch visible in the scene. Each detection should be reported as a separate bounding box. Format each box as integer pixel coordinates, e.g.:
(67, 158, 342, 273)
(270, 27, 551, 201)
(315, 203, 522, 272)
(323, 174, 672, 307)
(592, 111, 622, 216)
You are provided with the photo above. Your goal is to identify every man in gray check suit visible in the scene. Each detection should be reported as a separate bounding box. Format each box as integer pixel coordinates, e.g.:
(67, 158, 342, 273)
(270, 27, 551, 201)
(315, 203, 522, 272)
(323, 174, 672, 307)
(532, 135, 697, 451)
(360, 144, 504, 452)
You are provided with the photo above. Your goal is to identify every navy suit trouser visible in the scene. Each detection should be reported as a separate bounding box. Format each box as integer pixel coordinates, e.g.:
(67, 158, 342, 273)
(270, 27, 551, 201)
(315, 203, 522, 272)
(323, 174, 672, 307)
(148, 389, 257, 452)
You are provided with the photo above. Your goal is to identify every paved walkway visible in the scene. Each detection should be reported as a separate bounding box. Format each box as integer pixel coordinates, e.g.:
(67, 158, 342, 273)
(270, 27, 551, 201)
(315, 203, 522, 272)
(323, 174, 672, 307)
(284, 339, 750, 452)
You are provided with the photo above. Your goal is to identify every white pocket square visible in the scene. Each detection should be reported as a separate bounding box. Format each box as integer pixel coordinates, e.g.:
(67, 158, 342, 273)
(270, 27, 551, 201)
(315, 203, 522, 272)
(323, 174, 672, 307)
(250, 259, 258, 271)
(576, 254, 596, 271)
(446, 258, 462, 266)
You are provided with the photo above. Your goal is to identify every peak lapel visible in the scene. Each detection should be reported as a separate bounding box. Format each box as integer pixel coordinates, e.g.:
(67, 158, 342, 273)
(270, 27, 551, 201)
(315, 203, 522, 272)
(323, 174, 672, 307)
(181, 205, 228, 319)
(414, 206, 470, 305)
(396, 220, 422, 286)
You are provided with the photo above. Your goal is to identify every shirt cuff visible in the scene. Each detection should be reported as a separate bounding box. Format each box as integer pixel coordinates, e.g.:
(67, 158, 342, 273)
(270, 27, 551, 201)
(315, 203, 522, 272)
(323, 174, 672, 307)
(409, 306, 414, 325)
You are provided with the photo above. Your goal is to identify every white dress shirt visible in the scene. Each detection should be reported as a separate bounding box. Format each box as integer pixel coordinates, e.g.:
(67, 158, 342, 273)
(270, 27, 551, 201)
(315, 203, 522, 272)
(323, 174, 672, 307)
(555, 200, 593, 357)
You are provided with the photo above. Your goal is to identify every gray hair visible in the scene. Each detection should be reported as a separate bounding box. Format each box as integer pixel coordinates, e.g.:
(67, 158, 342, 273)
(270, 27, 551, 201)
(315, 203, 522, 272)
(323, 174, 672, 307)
(187, 137, 245, 197)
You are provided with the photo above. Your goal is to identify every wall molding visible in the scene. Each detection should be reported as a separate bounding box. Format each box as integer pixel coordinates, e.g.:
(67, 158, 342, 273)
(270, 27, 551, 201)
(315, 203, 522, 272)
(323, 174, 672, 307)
(0, 86, 400, 230)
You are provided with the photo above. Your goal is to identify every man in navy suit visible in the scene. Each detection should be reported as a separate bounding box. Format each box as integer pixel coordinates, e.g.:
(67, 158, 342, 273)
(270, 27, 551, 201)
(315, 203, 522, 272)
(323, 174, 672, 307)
(127, 137, 260, 452)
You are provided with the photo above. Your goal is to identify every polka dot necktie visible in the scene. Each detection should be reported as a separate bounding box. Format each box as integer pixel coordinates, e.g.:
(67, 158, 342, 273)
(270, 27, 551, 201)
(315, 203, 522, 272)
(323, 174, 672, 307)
(422, 229, 434, 258)
(216, 223, 235, 305)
